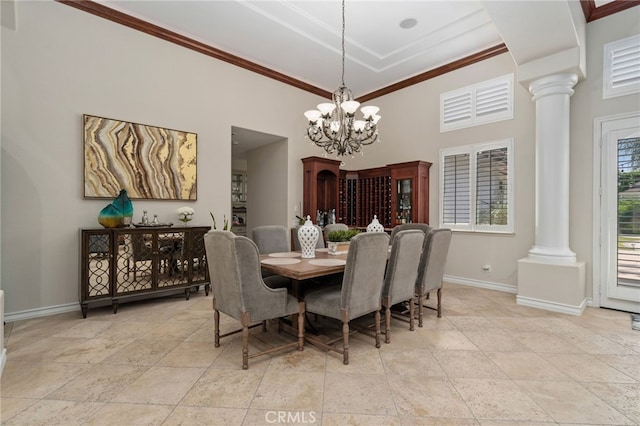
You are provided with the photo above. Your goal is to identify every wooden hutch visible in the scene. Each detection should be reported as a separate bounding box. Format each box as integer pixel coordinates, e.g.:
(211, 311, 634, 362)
(302, 156, 432, 228)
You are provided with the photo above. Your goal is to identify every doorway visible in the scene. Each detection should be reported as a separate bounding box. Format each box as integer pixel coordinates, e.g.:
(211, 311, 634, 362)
(596, 112, 640, 313)
(231, 126, 288, 236)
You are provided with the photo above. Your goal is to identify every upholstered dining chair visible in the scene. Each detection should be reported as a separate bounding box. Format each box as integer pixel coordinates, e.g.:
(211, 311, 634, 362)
(322, 223, 349, 242)
(381, 229, 425, 343)
(415, 228, 452, 327)
(389, 223, 432, 243)
(251, 225, 291, 288)
(204, 230, 304, 370)
(304, 232, 389, 365)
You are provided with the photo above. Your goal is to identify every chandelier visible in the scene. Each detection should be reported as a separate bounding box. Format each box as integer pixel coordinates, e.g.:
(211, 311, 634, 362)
(304, 0, 381, 157)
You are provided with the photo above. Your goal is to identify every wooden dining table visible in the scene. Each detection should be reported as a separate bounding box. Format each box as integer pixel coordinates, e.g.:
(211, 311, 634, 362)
(260, 249, 348, 297)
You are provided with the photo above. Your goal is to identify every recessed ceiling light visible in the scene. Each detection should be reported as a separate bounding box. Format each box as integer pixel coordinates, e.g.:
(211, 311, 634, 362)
(400, 18, 417, 29)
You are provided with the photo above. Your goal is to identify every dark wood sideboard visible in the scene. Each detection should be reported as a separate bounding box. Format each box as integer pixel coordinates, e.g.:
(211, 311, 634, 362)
(80, 226, 211, 318)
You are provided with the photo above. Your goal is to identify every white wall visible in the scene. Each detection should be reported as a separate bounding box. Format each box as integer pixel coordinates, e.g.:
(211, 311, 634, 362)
(246, 139, 289, 234)
(1, 1, 322, 317)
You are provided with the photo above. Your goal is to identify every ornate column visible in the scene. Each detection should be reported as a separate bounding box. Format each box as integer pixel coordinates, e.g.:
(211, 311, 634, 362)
(527, 73, 578, 264)
(517, 72, 585, 315)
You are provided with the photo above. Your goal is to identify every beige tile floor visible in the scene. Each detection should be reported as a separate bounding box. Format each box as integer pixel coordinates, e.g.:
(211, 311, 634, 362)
(1, 284, 639, 425)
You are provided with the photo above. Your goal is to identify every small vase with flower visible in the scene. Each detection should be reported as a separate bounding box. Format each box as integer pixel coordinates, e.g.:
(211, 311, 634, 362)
(177, 206, 194, 225)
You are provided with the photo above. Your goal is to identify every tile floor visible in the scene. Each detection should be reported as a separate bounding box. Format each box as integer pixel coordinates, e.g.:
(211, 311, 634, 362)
(1, 284, 639, 425)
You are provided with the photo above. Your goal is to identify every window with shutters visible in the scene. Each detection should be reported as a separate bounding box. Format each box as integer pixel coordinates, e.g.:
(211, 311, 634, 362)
(603, 34, 640, 99)
(440, 74, 514, 132)
(440, 139, 514, 233)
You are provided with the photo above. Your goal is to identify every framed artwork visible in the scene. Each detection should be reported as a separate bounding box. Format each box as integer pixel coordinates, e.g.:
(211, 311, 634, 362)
(83, 114, 197, 200)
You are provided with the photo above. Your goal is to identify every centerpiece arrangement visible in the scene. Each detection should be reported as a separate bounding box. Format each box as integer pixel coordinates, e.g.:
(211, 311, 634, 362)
(326, 229, 361, 255)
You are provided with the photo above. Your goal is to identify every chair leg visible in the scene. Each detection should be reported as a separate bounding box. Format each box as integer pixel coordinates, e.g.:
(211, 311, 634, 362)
(374, 309, 381, 348)
(297, 302, 305, 351)
(214, 309, 220, 348)
(241, 312, 250, 370)
(262, 320, 267, 332)
(437, 288, 442, 318)
(342, 321, 350, 365)
(408, 296, 415, 331)
(384, 305, 391, 344)
(418, 293, 424, 327)
(382, 296, 391, 344)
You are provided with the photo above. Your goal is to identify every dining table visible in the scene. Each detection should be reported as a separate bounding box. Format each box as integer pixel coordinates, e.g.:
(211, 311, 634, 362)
(259, 248, 348, 298)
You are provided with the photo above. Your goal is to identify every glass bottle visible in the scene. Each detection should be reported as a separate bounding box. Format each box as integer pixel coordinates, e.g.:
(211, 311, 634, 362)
(328, 209, 336, 225)
(152, 214, 159, 225)
(141, 210, 149, 225)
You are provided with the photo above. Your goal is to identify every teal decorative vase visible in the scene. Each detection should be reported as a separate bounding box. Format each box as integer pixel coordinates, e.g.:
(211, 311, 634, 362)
(114, 189, 134, 225)
(98, 189, 134, 228)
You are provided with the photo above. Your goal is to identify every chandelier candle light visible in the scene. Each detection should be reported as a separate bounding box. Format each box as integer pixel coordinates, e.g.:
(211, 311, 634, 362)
(304, 0, 381, 158)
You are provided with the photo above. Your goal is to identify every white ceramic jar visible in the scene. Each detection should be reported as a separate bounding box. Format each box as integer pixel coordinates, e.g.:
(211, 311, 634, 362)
(297, 215, 319, 258)
(366, 215, 385, 232)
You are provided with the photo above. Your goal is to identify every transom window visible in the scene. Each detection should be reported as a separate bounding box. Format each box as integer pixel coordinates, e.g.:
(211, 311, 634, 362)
(603, 34, 640, 99)
(440, 139, 514, 233)
(440, 74, 514, 132)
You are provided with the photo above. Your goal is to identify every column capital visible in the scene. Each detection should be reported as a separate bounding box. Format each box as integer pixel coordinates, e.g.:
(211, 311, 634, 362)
(529, 73, 578, 101)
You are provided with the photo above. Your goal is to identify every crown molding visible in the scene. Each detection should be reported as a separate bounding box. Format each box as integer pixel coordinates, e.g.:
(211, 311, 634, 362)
(580, 0, 640, 22)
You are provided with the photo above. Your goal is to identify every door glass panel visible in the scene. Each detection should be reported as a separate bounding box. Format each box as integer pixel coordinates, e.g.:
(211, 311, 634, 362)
(396, 178, 412, 224)
(617, 137, 640, 288)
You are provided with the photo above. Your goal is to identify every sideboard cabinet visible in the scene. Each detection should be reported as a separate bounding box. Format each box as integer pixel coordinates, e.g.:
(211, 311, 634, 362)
(80, 226, 211, 318)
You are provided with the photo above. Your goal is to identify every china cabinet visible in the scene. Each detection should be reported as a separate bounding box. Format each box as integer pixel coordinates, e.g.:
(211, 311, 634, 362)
(302, 157, 340, 220)
(80, 226, 210, 318)
(232, 205, 247, 236)
(231, 171, 247, 203)
(302, 157, 431, 229)
(388, 161, 431, 225)
(232, 170, 248, 236)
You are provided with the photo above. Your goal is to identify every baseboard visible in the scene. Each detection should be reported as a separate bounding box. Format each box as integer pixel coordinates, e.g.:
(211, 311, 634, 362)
(444, 275, 518, 294)
(4, 302, 79, 323)
(0, 348, 6, 376)
(516, 294, 587, 316)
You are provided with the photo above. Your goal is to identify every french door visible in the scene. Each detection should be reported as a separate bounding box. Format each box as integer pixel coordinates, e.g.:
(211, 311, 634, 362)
(599, 113, 640, 313)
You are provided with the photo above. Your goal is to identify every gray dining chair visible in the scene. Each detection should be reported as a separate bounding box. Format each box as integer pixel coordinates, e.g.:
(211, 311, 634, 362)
(251, 225, 291, 288)
(415, 228, 452, 327)
(304, 232, 389, 365)
(204, 230, 304, 369)
(323, 223, 349, 242)
(389, 223, 432, 243)
(251, 225, 291, 254)
(381, 229, 425, 343)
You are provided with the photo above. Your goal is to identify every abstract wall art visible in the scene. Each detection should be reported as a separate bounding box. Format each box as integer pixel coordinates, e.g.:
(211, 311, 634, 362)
(83, 114, 197, 200)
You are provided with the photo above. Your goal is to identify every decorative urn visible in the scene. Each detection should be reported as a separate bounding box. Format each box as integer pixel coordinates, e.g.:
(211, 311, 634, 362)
(297, 215, 319, 258)
(366, 215, 385, 232)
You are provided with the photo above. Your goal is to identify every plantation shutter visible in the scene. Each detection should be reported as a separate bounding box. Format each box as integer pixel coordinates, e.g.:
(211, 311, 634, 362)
(441, 74, 513, 132)
(475, 78, 511, 124)
(604, 34, 640, 99)
(442, 91, 472, 129)
(476, 147, 509, 226)
(442, 153, 471, 225)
